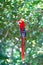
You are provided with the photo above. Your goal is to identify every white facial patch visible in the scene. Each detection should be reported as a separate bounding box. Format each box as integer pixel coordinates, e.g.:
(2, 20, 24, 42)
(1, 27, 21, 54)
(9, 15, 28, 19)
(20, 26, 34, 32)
(18, 20, 22, 25)
(19, 20, 22, 23)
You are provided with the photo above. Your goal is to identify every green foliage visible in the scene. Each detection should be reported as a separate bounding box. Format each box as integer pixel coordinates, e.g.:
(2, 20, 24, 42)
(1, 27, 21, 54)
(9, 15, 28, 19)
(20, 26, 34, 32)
(0, 0, 43, 65)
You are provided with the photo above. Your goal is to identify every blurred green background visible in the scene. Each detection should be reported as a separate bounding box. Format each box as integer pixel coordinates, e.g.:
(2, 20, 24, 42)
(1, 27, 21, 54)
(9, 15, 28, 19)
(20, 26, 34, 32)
(0, 0, 43, 65)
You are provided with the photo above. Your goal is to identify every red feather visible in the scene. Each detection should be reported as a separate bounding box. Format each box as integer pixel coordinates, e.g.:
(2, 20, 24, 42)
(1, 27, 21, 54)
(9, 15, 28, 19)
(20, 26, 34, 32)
(18, 20, 26, 31)
(21, 37, 26, 60)
(18, 19, 26, 60)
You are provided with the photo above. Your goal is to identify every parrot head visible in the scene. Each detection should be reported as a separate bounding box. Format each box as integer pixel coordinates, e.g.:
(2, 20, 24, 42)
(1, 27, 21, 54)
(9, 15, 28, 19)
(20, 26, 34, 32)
(18, 20, 22, 25)
(18, 19, 24, 25)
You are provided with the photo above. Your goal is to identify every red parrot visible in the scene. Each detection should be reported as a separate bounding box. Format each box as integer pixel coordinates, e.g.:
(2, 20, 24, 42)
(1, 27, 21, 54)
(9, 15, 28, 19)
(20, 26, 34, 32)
(18, 19, 26, 60)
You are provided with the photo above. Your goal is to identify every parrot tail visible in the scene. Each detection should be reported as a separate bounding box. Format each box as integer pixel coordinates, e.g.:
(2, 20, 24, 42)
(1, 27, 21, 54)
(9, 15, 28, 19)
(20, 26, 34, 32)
(21, 37, 26, 60)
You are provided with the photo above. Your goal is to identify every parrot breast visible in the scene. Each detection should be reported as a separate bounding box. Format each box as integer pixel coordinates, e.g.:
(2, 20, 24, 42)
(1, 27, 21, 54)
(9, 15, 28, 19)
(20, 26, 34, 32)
(19, 21, 26, 31)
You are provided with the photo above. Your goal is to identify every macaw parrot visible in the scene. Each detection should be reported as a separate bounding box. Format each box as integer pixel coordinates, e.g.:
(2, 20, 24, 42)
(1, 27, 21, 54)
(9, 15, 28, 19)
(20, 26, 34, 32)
(18, 19, 26, 60)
